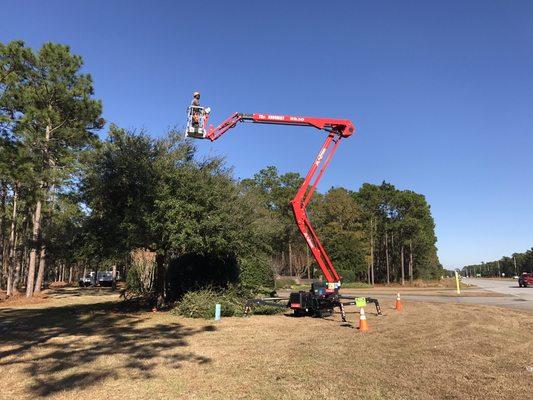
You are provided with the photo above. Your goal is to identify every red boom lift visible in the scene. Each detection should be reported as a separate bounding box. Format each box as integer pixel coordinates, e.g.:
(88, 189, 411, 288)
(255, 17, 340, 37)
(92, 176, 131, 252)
(186, 104, 382, 320)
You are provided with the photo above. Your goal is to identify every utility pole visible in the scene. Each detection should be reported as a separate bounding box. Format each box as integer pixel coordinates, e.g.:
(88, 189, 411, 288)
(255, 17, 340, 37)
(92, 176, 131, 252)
(513, 256, 517, 275)
(497, 260, 501, 277)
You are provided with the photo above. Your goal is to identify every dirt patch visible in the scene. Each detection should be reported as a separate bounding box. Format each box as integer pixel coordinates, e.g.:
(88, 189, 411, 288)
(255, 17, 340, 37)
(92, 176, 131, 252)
(48, 281, 71, 288)
(0, 292, 49, 308)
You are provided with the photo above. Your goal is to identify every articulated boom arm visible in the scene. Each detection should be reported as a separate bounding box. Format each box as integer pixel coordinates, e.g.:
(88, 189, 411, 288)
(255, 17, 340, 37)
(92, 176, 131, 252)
(195, 111, 355, 286)
(205, 112, 354, 141)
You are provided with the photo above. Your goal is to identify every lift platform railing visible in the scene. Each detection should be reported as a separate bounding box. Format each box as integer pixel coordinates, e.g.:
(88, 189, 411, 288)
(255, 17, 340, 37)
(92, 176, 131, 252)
(185, 106, 211, 138)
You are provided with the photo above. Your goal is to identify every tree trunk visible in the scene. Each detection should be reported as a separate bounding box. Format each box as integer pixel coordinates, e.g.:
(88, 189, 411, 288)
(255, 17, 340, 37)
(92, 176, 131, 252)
(68, 265, 73, 283)
(400, 245, 405, 286)
(111, 264, 117, 291)
(27, 121, 52, 297)
(12, 215, 27, 295)
(21, 235, 29, 289)
(288, 242, 293, 276)
(306, 246, 311, 279)
(153, 253, 166, 308)
(0, 183, 7, 290)
(370, 218, 375, 286)
(34, 244, 46, 293)
(385, 229, 390, 285)
(391, 232, 395, 281)
(26, 198, 43, 297)
(409, 241, 414, 284)
(6, 185, 18, 296)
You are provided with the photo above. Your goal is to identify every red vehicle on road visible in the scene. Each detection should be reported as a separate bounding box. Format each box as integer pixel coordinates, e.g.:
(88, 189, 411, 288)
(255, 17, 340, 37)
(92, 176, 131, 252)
(518, 273, 533, 288)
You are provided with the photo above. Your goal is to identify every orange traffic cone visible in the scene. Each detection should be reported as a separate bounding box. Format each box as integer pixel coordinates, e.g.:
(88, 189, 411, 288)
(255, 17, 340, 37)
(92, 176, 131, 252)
(395, 293, 403, 312)
(358, 307, 369, 332)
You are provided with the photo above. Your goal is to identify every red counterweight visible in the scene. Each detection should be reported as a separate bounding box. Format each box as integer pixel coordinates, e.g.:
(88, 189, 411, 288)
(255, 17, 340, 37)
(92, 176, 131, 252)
(186, 108, 355, 289)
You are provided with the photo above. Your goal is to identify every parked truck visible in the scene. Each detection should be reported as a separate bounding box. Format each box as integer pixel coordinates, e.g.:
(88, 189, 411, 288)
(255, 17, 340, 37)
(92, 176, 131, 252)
(518, 272, 533, 288)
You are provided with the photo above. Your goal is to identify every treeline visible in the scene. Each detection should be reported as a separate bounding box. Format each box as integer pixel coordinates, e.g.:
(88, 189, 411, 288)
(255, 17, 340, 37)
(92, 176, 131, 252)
(241, 170, 443, 284)
(461, 248, 533, 277)
(0, 41, 442, 302)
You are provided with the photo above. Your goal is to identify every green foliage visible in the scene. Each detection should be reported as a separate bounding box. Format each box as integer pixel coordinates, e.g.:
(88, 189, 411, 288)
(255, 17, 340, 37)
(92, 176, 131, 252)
(171, 288, 242, 318)
(1, 40, 103, 296)
(165, 252, 240, 302)
(248, 304, 286, 315)
(171, 285, 249, 318)
(238, 253, 274, 288)
(355, 182, 442, 282)
(81, 126, 168, 259)
(82, 128, 274, 302)
(461, 248, 533, 277)
(314, 188, 368, 280)
(172, 285, 283, 319)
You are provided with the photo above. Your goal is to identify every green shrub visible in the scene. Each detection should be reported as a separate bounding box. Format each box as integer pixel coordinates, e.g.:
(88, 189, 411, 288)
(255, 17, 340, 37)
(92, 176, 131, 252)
(171, 287, 242, 318)
(171, 284, 285, 319)
(249, 304, 286, 315)
(238, 253, 275, 289)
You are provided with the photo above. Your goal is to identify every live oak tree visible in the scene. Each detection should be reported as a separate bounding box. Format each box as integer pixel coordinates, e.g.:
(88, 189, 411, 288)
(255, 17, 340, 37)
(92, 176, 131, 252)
(81, 127, 272, 305)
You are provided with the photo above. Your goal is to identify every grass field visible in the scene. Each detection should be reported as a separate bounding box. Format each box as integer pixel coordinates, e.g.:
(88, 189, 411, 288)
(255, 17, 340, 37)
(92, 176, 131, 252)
(0, 288, 532, 400)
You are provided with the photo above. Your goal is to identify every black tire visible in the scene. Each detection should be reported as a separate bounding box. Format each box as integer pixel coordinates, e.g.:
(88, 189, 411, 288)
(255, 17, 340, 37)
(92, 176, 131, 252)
(293, 309, 306, 317)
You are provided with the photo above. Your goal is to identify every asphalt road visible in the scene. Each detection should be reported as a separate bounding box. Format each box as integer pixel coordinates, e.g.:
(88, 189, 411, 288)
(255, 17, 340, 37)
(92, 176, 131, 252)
(463, 278, 533, 301)
(336, 278, 533, 311)
(393, 278, 533, 311)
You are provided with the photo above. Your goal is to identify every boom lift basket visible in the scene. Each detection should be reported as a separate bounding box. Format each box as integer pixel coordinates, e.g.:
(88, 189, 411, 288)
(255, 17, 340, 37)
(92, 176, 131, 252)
(186, 106, 210, 139)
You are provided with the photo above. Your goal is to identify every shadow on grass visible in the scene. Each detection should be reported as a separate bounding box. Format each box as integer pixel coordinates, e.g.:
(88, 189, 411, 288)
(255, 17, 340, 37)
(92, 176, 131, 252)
(45, 286, 120, 298)
(0, 299, 214, 397)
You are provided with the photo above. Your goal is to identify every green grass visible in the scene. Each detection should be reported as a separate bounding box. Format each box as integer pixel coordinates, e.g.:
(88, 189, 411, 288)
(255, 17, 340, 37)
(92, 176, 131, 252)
(274, 278, 298, 289)
(340, 281, 374, 289)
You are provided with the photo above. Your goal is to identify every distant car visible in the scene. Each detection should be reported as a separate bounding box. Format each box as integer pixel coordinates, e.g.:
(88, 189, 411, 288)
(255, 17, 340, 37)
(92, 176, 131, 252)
(78, 273, 95, 287)
(518, 273, 533, 288)
(97, 271, 114, 287)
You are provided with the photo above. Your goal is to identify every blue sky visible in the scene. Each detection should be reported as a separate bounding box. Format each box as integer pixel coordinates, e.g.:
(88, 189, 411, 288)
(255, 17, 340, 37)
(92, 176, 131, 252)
(2, 1, 532, 268)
